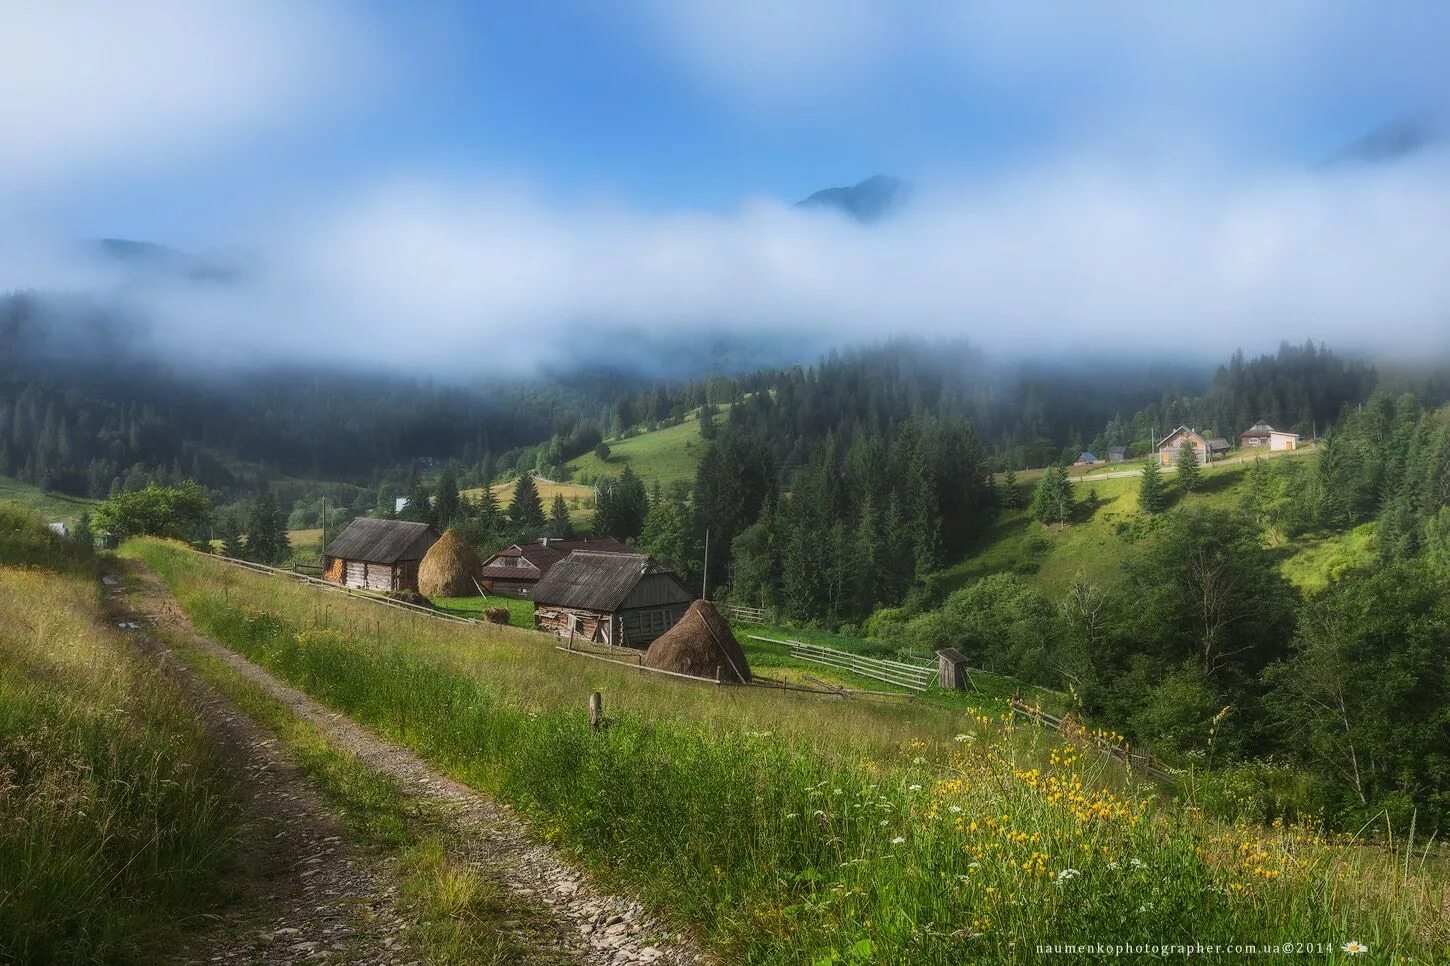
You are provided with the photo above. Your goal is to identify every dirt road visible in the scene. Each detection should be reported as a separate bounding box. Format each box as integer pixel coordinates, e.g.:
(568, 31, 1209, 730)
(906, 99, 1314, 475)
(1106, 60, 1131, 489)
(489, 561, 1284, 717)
(110, 565, 702, 965)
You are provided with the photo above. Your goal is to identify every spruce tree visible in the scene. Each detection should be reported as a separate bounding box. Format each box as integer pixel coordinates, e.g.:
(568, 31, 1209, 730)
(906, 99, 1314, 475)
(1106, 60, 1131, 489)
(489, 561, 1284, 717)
(1031, 466, 1072, 528)
(476, 483, 501, 535)
(402, 475, 432, 523)
(1002, 468, 1023, 510)
(1138, 457, 1167, 513)
(548, 493, 573, 538)
(434, 467, 461, 528)
(73, 511, 93, 549)
(510, 474, 546, 529)
(246, 492, 290, 564)
(1176, 439, 1202, 494)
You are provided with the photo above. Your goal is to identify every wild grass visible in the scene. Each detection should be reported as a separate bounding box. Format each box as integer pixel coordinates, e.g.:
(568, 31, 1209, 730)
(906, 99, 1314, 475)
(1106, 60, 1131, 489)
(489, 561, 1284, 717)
(128, 539, 1449, 963)
(0, 561, 238, 962)
(0, 477, 96, 527)
(163, 630, 552, 964)
(0, 500, 94, 573)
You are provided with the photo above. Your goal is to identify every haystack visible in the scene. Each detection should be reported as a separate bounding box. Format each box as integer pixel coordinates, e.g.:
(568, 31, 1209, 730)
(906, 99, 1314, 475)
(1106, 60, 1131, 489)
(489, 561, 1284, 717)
(643, 600, 752, 684)
(418, 529, 483, 598)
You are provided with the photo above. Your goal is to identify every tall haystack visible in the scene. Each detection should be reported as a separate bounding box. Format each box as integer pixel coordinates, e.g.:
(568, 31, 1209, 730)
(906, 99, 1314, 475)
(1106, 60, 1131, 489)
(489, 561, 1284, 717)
(642, 600, 752, 684)
(418, 529, 483, 598)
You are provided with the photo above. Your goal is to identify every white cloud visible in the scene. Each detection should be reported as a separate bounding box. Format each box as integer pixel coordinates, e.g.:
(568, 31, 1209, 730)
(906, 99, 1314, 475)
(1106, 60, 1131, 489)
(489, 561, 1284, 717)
(115, 151, 1450, 372)
(0, 1, 374, 200)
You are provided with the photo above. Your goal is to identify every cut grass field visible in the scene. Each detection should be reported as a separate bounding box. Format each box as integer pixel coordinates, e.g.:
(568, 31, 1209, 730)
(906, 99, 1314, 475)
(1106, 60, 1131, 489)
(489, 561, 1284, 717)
(125, 538, 1450, 963)
(461, 480, 598, 525)
(565, 416, 708, 489)
(0, 475, 96, 526)
(433, 593, 536, 629)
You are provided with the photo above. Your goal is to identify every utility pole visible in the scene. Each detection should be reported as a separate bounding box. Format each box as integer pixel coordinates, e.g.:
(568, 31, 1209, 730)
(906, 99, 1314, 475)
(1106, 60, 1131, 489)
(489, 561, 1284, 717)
(701, 529, 710, 601)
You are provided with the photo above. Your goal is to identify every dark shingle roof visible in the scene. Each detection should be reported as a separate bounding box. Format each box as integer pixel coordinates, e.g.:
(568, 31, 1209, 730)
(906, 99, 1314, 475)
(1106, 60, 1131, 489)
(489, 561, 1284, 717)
(483, 537, 635, 580)
(532, 551, 692, 612)
(324, 518, 438, 564)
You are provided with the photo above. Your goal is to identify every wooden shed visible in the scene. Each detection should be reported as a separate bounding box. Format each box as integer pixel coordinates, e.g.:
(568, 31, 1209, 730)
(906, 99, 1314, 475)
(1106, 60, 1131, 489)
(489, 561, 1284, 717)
(532, 551, 693, 648)
(322, 518, 439, 592)
(936, 648, 971, 691)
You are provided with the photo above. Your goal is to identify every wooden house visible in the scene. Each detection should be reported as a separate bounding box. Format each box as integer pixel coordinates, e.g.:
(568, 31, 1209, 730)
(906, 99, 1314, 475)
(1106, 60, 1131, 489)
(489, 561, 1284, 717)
(1239, 419, 1298, 451)
(533, 551, 693, 648)
(479, 536, 633, 596)
(1156, 426, 1229, 466)
(1108, 446, 1128, 463)
(322, 518, 439, 592)
(1072, 451, 1099, 466)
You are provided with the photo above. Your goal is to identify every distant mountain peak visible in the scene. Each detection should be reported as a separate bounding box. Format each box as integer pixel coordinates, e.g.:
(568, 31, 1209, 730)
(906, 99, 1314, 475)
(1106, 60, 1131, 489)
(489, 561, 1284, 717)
(796, 174, 908, 223)
(1320, 118, 1435, 168)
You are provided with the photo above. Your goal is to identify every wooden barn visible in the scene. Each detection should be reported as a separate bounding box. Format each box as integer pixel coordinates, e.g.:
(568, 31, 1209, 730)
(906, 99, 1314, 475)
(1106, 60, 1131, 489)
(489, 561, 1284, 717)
(532, 551, 693, 648)
(478, 536, 634, 596)
(1156, 425, 1230, 466)
(323, 518, 439, 592)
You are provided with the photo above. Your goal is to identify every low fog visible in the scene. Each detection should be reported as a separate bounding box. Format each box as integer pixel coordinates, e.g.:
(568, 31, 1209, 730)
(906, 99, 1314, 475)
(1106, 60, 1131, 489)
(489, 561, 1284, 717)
(5, 2, 1450, 377)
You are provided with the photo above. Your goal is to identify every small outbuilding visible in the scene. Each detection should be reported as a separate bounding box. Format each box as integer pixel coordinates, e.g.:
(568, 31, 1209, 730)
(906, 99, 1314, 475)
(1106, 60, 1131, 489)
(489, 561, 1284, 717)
(643, 599, 752, 683)
(1108, 446, 1128, 463)
(1072, 451, 1099, 466)
(533, 551, 693, 647)
(418, 529, 484, 598)
(323, 518, 439, 592)
(936, 648, 971, 691)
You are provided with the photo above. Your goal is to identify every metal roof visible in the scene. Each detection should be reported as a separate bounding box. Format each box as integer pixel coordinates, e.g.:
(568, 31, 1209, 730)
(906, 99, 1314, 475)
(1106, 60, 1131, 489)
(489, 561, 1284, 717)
(324, 518, 438, 564)
(531, 551, 692, 612)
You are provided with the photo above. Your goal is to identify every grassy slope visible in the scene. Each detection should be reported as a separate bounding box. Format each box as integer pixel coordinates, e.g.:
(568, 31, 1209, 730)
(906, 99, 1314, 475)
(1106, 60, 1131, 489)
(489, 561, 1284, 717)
(565, 416, 707, 489)
(0, 476, 96, 526)
(460, 480, 598, 525)
(934, 449, 1340, 601)
(125, 540, 1450, 962)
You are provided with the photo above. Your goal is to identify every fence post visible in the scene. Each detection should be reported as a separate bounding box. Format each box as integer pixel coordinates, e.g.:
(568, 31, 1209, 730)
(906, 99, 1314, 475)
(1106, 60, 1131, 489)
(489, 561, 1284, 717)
(589, 691, 603, 732)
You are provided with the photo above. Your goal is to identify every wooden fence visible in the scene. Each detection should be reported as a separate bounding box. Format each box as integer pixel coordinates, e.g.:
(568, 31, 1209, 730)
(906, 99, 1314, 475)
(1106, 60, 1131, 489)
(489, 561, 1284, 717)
(200, 551, 481, 626)
(723, 603, 768, 625)
(748, 635, 936, 692)
(1007, 698, 1174, 783)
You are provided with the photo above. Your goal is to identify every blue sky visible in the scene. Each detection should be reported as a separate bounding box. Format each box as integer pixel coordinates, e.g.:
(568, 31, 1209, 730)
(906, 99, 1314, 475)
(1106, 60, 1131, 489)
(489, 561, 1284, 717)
(26, 1, 1447, 244)
(5, 2, 1450, 370)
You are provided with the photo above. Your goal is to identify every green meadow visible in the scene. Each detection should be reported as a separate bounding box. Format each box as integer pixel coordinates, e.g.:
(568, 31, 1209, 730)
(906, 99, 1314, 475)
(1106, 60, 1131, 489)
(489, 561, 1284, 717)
(566, 414, 709, 489)
(124, 538, 1450, 963)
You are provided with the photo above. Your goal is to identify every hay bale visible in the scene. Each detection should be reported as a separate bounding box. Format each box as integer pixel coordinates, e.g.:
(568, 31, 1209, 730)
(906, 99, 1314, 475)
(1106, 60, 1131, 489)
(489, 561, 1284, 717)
(484, 606, 511, 625)
(418, 529, 483, 598)
(643, 600, 752, 684)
